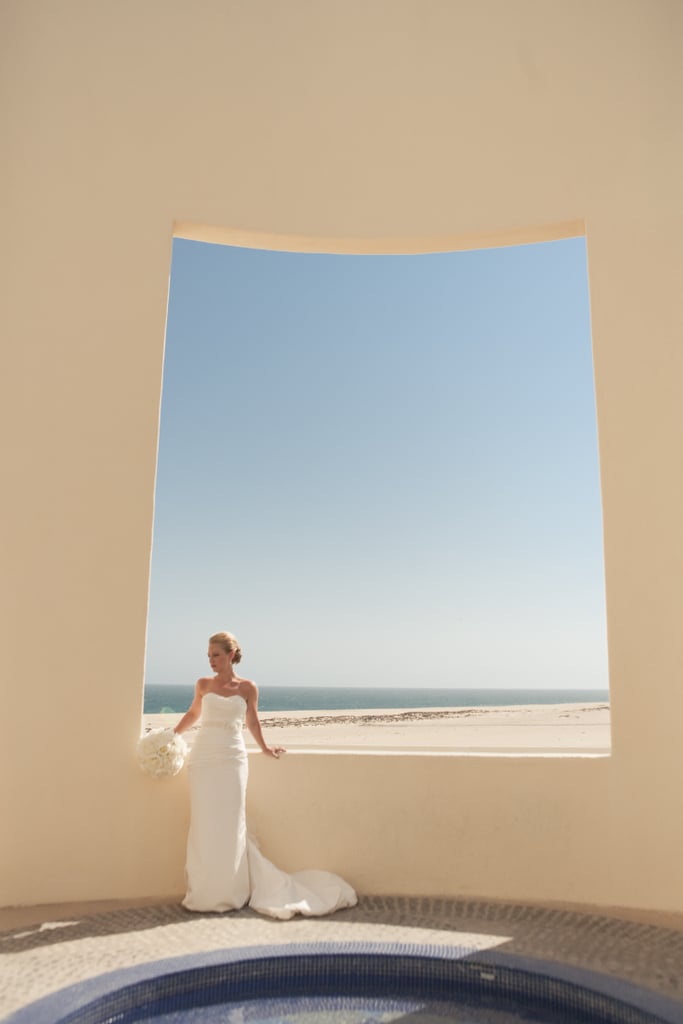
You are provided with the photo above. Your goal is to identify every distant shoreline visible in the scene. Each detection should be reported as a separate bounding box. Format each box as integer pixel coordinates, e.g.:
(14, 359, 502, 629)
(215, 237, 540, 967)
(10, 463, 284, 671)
(143, 683, 610, 715)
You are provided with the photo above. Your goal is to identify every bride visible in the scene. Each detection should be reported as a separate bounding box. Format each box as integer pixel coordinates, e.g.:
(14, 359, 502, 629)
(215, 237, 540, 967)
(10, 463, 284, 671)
(173, 631, 357, 919)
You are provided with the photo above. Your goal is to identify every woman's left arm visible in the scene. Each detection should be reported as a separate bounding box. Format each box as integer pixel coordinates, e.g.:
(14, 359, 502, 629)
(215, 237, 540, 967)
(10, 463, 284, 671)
(243, 681, 286, 759)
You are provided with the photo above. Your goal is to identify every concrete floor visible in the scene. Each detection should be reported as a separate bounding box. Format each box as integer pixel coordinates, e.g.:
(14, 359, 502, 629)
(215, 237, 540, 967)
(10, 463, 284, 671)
(2, 895, 683, 1020)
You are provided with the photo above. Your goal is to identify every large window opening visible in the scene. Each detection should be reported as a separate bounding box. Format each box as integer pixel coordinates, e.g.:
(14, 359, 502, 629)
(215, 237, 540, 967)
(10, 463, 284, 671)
(144, 237, 609, 753)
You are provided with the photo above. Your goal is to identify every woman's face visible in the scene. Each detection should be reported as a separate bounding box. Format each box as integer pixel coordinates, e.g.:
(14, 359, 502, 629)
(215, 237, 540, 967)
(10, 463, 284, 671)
(208, 643, 233, 673)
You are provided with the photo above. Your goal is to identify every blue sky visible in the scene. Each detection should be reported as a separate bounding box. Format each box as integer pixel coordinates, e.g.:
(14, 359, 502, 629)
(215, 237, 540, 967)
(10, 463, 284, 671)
(144, 237, 608, 690)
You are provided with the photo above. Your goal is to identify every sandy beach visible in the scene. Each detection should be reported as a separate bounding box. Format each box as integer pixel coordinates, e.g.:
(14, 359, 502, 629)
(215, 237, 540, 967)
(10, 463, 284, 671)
(143, 702, 610, 754)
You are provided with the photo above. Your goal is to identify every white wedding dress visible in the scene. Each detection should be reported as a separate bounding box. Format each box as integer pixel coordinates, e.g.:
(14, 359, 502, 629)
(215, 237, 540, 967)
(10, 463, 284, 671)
(182, 692, 357, 919)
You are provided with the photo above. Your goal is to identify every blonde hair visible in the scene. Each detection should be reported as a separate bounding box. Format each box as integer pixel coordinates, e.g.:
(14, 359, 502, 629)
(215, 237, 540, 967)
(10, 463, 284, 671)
(209, 631, 242, 664)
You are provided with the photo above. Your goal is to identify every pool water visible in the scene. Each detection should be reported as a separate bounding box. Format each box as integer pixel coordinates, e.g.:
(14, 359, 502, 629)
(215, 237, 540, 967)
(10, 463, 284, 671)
(132, 993, 550, 1023)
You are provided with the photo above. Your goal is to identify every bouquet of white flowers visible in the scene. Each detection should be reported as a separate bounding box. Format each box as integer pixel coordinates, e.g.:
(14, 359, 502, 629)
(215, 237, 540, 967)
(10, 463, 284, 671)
(137, 727, 187, 778)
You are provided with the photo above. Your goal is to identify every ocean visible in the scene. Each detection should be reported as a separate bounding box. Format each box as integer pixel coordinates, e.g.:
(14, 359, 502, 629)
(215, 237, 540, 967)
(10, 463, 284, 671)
(143, 684, 609, 715)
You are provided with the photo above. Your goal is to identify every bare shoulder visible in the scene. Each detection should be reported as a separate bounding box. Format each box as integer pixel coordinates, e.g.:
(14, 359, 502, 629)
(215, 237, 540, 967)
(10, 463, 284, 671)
(196, 676, 213, 694)
(238, 678, 258, 699)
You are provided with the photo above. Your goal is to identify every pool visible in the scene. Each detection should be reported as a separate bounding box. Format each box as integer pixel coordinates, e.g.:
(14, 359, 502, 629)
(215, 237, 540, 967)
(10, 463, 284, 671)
(3, 943, 682, 1024)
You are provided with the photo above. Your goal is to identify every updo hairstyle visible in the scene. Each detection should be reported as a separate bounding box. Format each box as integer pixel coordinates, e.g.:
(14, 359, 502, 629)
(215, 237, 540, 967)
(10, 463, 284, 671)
(209, 631, 242, 664)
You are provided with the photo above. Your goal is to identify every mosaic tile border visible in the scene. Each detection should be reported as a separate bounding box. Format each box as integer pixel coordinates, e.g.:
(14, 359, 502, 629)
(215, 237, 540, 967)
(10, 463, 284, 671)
(3, 942, 682, 1024)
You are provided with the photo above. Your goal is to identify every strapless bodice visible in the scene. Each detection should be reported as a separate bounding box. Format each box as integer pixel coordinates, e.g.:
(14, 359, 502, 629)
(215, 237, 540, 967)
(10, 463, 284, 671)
(200, 691, 246, 726)
(189, 692, 247, 764)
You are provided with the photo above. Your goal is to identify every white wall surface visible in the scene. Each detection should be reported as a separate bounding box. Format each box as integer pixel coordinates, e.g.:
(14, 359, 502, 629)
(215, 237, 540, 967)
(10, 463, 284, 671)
(2, 0, 682, 912)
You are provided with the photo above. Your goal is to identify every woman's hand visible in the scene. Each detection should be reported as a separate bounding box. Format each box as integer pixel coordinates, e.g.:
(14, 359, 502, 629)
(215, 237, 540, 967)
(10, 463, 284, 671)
(263, 745, 286, 759)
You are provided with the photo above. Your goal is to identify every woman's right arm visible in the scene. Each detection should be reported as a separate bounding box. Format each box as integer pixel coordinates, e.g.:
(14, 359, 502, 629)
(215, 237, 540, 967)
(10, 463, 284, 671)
(173, 680, 205, 734)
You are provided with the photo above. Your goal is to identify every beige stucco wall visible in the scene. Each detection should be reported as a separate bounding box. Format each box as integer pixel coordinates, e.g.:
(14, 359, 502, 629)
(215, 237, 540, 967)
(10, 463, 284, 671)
(2, 0, 682, 912)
